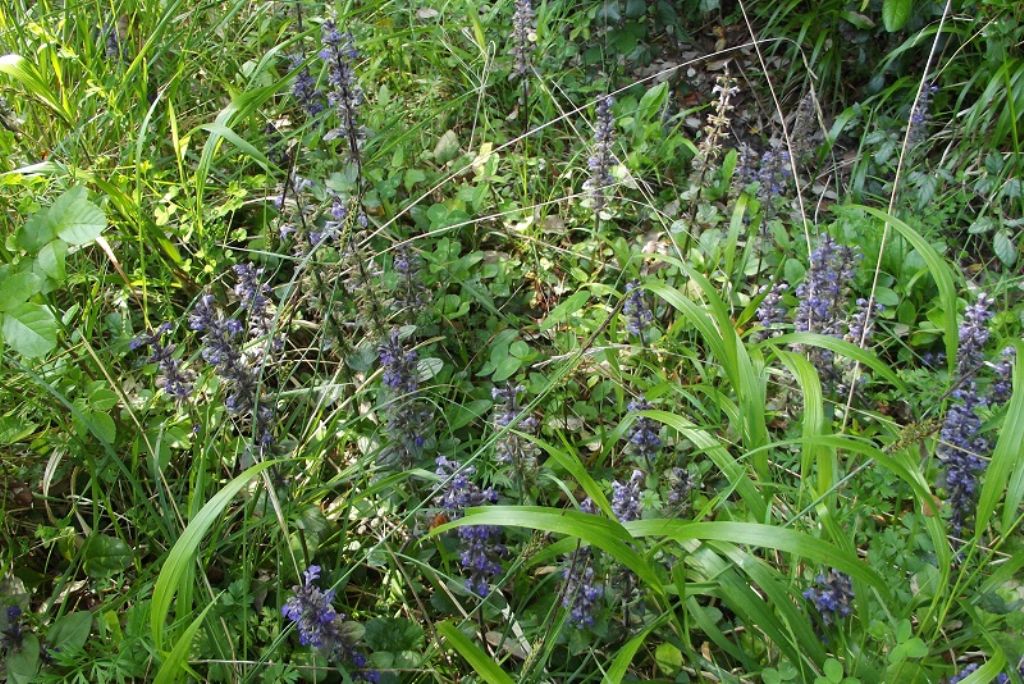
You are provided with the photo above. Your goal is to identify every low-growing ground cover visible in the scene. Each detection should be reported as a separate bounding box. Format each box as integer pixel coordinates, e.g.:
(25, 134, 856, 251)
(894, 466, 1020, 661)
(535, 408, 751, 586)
(1, 0, 1023, 682)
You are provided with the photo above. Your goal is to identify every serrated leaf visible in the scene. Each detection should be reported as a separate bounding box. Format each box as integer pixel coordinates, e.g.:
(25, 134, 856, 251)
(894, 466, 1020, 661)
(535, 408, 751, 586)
(882, 0, 911, 31)
(1, 302, 57, 358)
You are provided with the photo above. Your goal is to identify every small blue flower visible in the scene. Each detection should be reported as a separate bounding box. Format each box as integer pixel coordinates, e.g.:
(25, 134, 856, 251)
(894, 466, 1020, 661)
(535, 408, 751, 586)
(562, 549, 602, 628)
(378, 329, 419, 396)
(625, 400, 660, 466)
(755, 281, 788, 337)
(132, 324, 192, 402)
(288, 53, 325, 115)
(803, 570, 853, 625)
(510, 0, 535, 79)
(611, 469, 644, 523)
(320, 22, 365, 159)
(492, 384, 539, 470)
(434, 457, 505, 595)
(957, 293, 993, 378)
(991, 346, 1015, 404)
(584, 96, 616, 212)
(622, 281, 654, 338)
(282, 566, 378, 681)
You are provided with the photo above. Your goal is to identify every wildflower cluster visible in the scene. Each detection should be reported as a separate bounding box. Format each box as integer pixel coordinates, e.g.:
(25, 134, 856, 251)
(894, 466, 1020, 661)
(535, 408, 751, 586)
(664, 466, 694, 515)
(948, 660, 1024, 684)
(282, 566, 378, 682)
(509, 0, 535, 80)
(491, 384, 539, 477)
(584, 96, 616, 212)
(625, 400, 661, 467)
(611, 469, 644, 523)
(908, 82, 938, 147)
(936, 293, 1012, 533)
(695, 72, 739, 169)
(803, 570, 853, 626)
(755, 281, 788, 338)
(434, 457, 506, 596)
(377, 330, 430, 465)
(289, 53, 325, 116)
(131, 323, 192, 402)
(320, 22, 365, 162)
(391, 245, 428, 320)
(738, 146, 792, 202)
(189, 292, 274, 448)
(622, 281, 654, 338)
(562, 548, 602, 628)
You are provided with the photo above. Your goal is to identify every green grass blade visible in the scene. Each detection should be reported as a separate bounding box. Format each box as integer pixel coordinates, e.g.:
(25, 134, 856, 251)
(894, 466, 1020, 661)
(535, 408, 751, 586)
(979, 341, 1024, 533)
(776, 351, 833, 502)
(0, 54, 71, 124)
(627, 519, 889, 599)
(153, 596, 220, 684)
(603, 620, 662, 683)
(763, 332, 905, 390)
(436, 506, 665, 596)
(150, 460, 280, 650)
(436, 620, 514, 684)
(644, 410, 767, 521)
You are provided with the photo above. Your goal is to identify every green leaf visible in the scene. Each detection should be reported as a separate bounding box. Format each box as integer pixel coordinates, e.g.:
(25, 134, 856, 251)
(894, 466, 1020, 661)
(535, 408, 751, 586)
(5, 633, 40, 684)
(1, 302, 57, 358)
(83, 534, 133, 578)
(150, 460, 280, 650)
(654, 642, 683, 675)
(882, 0, 912, 31)
(364, 617, 425, 652)
(0, 268, 42, 311)
(51, 187, 107, 245)
(824, 658, 844, 682)
(154, 597, 219, 684)
(540, 291, 588, 331)
(851, 206, 959, 375)
(627, 519, 889, 598)
(437, 506, 665, 596)
(605, 620, 662, 683)
(433, 129, 460, 164)
(18, 187, 106, 250)
(35, 240, 67, 284)
(993, 230, 1017, 266)
(47, 611, 93, 653)
(976, 342, 1024, 532)
(0, 54, 70, 123)
(436, 621, 513, 684)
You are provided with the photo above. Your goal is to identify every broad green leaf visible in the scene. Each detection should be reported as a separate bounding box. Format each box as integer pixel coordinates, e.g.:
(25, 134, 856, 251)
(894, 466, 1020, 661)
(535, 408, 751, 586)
(47, 611, 92, 653)
(150, 460, 280, 649)
(993, 230, 1017, 266)
(35, 240, 67, 284)
(5, 633, 40, 684)
(0, 269, 42, 311)
(882, 0, 912, 31)
(83, 534, 133, 578)
(436, 621, 513, 684)
(2, 302, 57, 358)
(51, 187, 107, 245)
